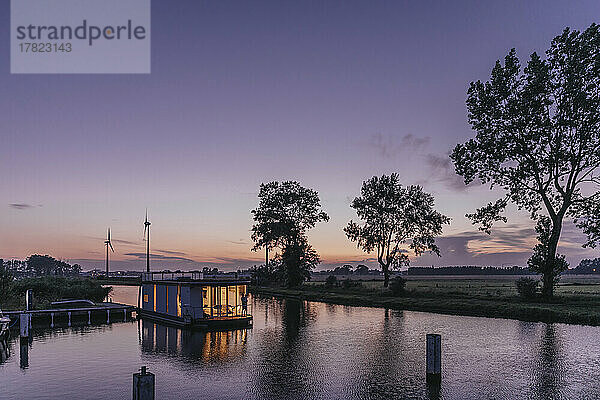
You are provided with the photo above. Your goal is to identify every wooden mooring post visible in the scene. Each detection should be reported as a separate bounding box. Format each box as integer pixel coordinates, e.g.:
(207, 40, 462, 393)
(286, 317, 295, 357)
(133, 366, 155, 400)
(19, 313, 31, 369)
(426, 334, 441, 383)
(19, 338, 29, 369)
(19, 313, 30, 339)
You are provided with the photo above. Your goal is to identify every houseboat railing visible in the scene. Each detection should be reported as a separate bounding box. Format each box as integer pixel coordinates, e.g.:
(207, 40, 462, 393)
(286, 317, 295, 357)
(142, 271, 251, 281)
(142, 272, 203, 281)
(203, 305, 249, 319)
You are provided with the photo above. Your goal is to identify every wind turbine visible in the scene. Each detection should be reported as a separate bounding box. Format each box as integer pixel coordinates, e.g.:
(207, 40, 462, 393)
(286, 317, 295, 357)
(105, 228, 114, 278)
(143, 210, 151, 272)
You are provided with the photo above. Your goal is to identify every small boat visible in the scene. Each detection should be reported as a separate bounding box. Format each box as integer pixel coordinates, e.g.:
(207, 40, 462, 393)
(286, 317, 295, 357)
(0, 309, 10, 339)
(50, 299, 96, 309)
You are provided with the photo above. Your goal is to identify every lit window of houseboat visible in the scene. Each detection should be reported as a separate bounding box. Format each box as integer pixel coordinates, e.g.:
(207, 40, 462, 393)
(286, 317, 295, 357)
(153, 284, 157, 312)
(177, 285, 182, 317)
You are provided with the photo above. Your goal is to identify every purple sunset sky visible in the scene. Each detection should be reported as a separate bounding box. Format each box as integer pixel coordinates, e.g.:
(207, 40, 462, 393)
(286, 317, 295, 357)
(1, 1, 599, 271)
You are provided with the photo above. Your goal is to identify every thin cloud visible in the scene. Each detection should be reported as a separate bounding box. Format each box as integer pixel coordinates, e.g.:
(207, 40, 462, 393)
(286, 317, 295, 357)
(113, 238, 140, 245)
(227, 239, 248, 245)
(368, 133, 431, 158)
(9, 203, 40, 210)
(413, 230, 531, 266)
(85, 236, 140, 246)
(422, 153, 470, 191)
(124, 252, 196, 263)
(412, 222, 596, 268)
(155, 249, 188, 256)
(210, 256, 262, 264)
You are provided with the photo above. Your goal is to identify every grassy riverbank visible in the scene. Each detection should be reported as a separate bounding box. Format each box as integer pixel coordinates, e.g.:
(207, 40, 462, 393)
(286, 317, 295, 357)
(250, 276, 600, 326)
(1, 277, 112, 311)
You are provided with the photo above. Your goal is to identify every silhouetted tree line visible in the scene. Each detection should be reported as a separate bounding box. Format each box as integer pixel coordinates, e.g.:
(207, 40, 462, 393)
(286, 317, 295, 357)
(2, 255, 82, 277)
(12, 276, 110, 305)
(1, 258, 108, 308)
(565, 258, 600, 274)
(407, 266, 531, 276)
(315, 265, 380, 276)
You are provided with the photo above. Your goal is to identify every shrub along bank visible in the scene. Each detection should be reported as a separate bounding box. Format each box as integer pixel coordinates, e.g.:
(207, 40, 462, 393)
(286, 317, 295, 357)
(1, 276, 112, 310)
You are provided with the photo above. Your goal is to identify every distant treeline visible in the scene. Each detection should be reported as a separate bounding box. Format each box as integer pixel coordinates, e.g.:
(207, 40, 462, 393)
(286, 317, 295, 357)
(2, 255, 82, 277)
(565, 258, 600, 274)
(314, 264, 381, 276)
(407, 266, 532, 276)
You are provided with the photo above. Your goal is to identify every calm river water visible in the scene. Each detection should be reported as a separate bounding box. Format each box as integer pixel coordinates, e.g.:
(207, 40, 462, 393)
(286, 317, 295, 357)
(2, 285, 600, 399)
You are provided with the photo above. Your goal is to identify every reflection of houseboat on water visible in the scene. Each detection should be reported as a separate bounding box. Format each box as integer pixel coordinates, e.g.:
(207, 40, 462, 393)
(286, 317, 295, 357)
(141, 320, 248, 363)
(138, 272, 253, 329)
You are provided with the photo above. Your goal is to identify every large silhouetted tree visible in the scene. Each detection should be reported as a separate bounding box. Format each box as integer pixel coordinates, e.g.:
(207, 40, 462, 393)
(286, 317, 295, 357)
(251, 181, 329, 287)
(451, 24, 600, 298)
(272, 236, 321, 287)
(527, 217, 569, 290)
(345, 174, 450, 287)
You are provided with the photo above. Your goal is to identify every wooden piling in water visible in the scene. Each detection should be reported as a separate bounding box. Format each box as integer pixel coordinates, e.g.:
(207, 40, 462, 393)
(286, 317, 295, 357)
(133, 366, 155, 400)
(426, 333, 441, 383)
(19, 313, 30, 369)
(19, 338, 28, 369)
(19, 313, 29, 338)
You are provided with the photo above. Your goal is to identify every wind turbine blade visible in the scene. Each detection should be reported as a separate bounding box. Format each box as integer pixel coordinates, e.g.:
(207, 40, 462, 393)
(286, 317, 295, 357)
(108, 228, 111, 241)
(109, 242, 114, 252)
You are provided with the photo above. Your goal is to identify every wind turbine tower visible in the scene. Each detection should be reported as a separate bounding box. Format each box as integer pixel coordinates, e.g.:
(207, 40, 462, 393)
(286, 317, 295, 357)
(143, 210, 151, 273)
(105, 228, 114, 278)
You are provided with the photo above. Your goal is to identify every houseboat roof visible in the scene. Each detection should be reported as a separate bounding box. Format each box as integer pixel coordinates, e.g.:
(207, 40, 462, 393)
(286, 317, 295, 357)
(142, 272, 251, 286)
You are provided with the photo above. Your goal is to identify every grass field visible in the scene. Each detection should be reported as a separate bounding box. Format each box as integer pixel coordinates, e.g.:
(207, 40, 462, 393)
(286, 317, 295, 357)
(252, 275, 600, 326)
(307, 275, 600, 297)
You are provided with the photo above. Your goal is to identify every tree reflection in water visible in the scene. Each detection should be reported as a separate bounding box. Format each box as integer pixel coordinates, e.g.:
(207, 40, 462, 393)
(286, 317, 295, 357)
(252, 298, 323, 400)
(533, 324, 564, 400)
(0, 337, 10, 364)
(350, 308, 427, 400)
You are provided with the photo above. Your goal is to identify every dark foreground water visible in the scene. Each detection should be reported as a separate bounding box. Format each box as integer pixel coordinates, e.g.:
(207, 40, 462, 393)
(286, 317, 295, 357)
(2, 286, 600, 400)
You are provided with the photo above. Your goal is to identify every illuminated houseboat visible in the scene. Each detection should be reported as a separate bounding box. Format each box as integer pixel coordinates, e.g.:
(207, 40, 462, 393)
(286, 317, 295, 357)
(138, 272, 252, 329)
